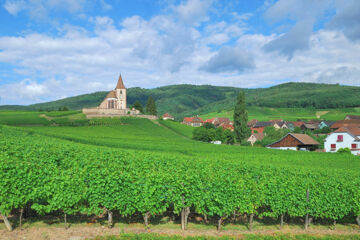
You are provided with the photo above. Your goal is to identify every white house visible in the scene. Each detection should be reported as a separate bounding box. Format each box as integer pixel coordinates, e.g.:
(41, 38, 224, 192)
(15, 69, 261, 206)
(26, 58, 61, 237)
(324, 127, 360, 155)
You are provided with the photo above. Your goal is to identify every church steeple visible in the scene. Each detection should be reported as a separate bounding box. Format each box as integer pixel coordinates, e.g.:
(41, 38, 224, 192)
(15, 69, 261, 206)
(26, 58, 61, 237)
(115, 74, 126, 89)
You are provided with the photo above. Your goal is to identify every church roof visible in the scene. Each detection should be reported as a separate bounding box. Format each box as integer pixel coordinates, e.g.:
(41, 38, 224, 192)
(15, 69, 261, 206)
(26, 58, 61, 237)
(106, 91, 117, 98)
(116, 74, 126, 89)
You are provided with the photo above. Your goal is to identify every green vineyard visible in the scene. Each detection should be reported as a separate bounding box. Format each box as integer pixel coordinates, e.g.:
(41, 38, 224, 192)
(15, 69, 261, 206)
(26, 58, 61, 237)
(1, 117, 360, 232)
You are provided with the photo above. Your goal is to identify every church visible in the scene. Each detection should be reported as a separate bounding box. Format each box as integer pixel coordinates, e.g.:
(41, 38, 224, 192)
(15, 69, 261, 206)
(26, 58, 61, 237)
(82, 75, 141, 118)
(98, 75, 127, 110)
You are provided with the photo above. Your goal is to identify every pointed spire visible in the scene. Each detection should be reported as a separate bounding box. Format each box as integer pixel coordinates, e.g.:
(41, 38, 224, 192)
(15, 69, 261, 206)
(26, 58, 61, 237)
(115, 74, 126, 89)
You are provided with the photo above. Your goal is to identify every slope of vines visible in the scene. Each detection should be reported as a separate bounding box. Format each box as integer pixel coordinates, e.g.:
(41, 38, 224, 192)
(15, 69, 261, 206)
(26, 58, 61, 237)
(1, 125, 360, 231)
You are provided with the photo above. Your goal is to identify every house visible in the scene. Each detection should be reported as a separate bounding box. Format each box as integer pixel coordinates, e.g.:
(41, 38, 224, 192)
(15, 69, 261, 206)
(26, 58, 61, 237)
(345, 115, 360, 120)
(318, 121, 335, 129)
(205, 117, 230, 127)
(266, 133, 319, 151)
(162, 113, 174, 120)
(303, 122, 319, 131)
(324, 127, 360, 155)
(247, 133, 264, 146)
(330, 120, 360, 130)
(251, 121, 271, 134)
(247, 119, 258, 128)
(269, 120, 287, 129)
(182, 116, 203, 127)
(220, 123, 234, 131)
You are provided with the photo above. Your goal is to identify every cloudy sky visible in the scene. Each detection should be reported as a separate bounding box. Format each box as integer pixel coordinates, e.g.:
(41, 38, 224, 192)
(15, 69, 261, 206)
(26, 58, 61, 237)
(0, 0, 359, 105)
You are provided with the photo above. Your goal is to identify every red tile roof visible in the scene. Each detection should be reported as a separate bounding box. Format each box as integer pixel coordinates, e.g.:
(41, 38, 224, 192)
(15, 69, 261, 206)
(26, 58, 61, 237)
(331, 120, 360, 129)
(335, 127, 360, 137)
(116, 74, 126, 89)
(183, 117, 203, 123)
(163, 113, 173, 118)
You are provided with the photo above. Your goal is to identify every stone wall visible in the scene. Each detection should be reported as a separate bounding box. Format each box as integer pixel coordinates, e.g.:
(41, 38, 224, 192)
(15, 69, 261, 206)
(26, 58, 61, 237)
(82, 108, 157, 120)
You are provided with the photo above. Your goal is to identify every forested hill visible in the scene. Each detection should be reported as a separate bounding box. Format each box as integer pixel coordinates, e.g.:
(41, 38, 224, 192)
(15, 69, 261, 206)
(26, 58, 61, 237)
(1, 82, 359, 118)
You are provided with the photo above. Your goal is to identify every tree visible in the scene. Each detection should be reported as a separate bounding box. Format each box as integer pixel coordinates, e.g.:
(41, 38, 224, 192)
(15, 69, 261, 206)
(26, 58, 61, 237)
(233, 91, 250, 143)
(203, 122, 215, 129)
(224, 129, 235, 145)
(146, 96, 157, 116)
(131, 101, 143, 113)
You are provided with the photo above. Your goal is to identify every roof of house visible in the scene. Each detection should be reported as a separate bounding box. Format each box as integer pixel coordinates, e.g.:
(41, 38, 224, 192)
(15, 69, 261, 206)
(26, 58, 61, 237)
(254, 121, 273, 127)
(163, 113, 173, 118)
(204, 118, 215, 123)
(106, 91, 117, 98)
(346, 115, 360, 120)
(116, 74, 126, 89)
(252, 133, 264, 141)
(331, 120, 360, 129)
(289, 121, 305, 127)
(334, 127, 360, 140)
(303, 123, 318, 129)
(247, 119, 258, 127)
(321, 121, 335, 126)
(183, 116, 203, 123)
(267, 133, 319, 147)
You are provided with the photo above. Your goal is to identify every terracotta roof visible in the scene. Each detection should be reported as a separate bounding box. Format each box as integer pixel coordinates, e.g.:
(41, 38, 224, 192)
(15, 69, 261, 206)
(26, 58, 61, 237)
(335, 127, 360, 138)
(221, 123, 234, 130)
(163, 113, 173, 118)
(346, 115, 360, 120)
(252, 133, 264, 141)
(205, 118, 215, 123)
(303, 123, 318, 129)
(247, 119, 258, 127)
(116, 74, 126, 89)
(331, 120, 360, 129)
(289, 121, 305, 127)
(290, 133, 319, 145)
(267, 133, 319, 147)
(183, 117, 203, 123)
(106, 91, 117, 98)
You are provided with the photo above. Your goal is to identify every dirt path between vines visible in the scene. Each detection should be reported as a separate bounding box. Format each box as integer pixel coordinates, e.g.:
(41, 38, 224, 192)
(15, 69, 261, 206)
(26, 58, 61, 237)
(1, 226, 360, 240)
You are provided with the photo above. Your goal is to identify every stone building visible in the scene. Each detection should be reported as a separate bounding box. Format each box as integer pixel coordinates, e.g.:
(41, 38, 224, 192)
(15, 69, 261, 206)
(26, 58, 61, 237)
(82, 75, 156, 118)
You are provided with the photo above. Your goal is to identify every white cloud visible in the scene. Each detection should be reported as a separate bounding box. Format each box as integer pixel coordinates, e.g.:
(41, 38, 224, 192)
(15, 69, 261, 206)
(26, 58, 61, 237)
(3, 0, 25, 15)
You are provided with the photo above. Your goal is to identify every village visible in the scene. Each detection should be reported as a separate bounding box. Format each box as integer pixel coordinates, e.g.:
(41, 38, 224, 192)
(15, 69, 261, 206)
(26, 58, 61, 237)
(160, 113, 360, 156)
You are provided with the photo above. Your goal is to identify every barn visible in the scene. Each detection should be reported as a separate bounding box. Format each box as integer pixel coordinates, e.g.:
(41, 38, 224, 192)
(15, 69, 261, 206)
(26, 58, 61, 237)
(266, 133, 319, 151)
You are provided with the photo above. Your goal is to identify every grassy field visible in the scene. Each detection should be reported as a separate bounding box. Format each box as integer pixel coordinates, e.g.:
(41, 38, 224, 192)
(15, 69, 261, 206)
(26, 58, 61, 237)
(199, 107, 360, 121)
(158, 119, 194, 138)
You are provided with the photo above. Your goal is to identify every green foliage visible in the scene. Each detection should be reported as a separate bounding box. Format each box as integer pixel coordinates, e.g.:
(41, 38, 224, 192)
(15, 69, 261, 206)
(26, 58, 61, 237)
(233, 91, 250, 143)
(2, 82, 360, 119)
(337, 148, 351, 154)
(192, 126, 226, 143)
(203, 122, 215, 129)
(131, 100, 143, 113)
(146, 96, 157, 116)
(0, 111, 50, 126)
(2, 118, 360, 230)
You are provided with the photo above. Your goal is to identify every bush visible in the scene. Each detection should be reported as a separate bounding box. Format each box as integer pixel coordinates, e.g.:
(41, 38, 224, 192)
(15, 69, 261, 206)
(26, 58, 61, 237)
(337, 148, 351, 154)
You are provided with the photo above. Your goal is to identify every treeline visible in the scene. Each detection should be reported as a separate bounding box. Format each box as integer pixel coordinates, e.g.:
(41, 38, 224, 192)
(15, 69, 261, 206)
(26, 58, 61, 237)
(1, 126, 360, 231)
(1, 82, 359, 118)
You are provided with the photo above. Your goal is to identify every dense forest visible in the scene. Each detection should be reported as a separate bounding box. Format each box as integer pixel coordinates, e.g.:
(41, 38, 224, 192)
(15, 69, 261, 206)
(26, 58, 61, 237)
(1, 82, 359, 118)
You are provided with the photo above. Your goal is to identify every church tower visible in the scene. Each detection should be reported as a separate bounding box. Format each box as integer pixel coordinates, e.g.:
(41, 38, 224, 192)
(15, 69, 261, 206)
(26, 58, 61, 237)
(115, 74, 126, 109)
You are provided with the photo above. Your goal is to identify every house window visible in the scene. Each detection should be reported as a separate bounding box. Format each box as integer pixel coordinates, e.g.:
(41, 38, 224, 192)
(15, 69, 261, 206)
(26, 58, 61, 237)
(337, 135, 343, 142)
(352, 144, 357, 149)
(331, 144, 336, 151)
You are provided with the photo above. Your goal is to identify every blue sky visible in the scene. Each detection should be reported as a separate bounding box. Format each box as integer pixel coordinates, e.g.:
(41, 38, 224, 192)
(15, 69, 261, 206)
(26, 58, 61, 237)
(0, 0, 359, 105)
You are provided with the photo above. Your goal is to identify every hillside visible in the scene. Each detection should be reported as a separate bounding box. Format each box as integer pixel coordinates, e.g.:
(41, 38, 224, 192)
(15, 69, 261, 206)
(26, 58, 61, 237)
(1, 82, 360, 118)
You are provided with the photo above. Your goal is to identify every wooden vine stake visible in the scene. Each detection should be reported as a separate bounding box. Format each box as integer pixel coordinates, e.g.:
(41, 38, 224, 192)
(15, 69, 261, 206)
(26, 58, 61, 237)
(0, 212, 13, 231)
(108, 210, 113, 228)
(143, 212, 150, 229)
(249, 213, 254, 231)
(19, 208, 24, 230)
(305, 188, 309, 230)
(64, 213, 68, 229)
(181, 195, 190, 231)
(356, 216, 360, 227)
(280, 214, 284, 230)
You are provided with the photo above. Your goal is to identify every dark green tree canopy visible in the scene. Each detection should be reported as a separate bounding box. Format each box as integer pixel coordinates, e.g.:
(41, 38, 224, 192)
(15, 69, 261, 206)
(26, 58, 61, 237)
(131, 100, 144, 113)
(233, 91, 251, 143)
(146, 96, 157, 116)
